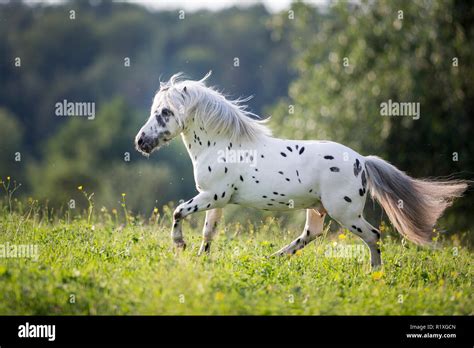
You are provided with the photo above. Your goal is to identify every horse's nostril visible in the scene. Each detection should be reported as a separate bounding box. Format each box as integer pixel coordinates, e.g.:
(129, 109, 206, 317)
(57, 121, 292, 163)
(138, 137, 144, 146)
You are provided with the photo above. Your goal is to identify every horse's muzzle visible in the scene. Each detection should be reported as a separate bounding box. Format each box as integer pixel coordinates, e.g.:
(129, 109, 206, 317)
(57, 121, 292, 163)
(136, 132, 159, 155)
(136, 131, 172, 155)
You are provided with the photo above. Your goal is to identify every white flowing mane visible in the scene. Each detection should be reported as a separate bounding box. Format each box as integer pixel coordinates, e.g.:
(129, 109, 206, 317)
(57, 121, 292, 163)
(162, 72, 272, 141)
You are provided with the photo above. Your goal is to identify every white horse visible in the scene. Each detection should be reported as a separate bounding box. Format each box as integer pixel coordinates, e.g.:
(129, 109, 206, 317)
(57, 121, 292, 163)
(135, 72, 467, 269)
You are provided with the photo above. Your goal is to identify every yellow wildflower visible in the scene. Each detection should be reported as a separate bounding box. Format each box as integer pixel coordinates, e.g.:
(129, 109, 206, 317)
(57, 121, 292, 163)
(215, 292, 225, 301)
(372, 271, 383, 280)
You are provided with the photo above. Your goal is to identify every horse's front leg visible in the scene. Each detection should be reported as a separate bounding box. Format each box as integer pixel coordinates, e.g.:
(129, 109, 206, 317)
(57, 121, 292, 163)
(171, 192, 223, 250)
(198, 208, 223, 256)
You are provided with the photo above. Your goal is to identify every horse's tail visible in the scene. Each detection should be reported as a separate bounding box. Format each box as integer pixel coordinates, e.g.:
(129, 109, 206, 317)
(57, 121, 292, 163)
(364, 155, 468, 244)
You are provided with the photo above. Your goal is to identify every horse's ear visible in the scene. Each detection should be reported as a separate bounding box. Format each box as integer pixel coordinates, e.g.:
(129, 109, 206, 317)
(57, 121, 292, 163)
(200, 70, 212, 83)
(160, 81, 167, 90)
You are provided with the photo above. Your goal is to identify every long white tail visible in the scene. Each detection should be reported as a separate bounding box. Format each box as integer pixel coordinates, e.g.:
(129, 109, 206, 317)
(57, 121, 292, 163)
(364, 156, 468, 244)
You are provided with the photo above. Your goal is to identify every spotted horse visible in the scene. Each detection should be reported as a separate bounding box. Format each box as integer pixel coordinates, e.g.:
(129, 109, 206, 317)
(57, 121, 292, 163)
(135, 72, 468, 270)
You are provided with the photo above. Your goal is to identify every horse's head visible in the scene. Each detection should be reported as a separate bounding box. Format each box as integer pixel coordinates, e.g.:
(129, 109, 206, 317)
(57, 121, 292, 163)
(135, 76, 190, 155)
(135, 71, 270, 155)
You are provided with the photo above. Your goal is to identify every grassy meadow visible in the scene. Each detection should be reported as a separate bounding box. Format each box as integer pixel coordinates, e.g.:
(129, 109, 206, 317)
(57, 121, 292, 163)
(0, 187, 472, 315)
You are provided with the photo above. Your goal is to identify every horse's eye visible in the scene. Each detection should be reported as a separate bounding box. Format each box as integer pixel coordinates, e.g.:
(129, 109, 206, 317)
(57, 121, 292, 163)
(162, 108, 173, 117)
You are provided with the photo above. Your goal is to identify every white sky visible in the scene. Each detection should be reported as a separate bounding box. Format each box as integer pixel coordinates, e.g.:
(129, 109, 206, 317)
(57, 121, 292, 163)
(125, 0, 294, 13)
(21, 0, 329, 13)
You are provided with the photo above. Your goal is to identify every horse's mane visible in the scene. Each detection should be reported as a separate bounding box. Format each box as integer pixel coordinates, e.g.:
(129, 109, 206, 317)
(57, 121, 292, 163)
(162, 72, 272, 141)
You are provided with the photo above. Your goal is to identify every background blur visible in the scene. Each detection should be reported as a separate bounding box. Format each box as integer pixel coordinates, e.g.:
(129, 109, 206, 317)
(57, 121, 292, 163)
(0, 0, 472, 237)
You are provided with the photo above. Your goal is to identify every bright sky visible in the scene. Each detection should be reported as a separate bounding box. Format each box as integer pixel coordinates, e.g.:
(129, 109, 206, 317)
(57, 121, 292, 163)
(128, 0, 294, 12)
(23, 0, 329, 13)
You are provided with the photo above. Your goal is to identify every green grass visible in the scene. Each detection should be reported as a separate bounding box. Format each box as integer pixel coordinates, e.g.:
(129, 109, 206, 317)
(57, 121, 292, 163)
(0, 204, 472, 315)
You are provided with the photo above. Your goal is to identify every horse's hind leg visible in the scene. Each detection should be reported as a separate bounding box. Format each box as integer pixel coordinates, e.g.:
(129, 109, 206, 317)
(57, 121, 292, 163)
(332, 214, 382, 270)
(271, 208, 326, 256)
(198, 208, 223, 256)
(319, 185, 381, 269)
(354, 218, 382, 269)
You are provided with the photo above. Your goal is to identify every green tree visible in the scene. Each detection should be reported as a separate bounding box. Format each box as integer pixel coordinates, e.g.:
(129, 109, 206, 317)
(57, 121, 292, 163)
(0, 109, 23, 180)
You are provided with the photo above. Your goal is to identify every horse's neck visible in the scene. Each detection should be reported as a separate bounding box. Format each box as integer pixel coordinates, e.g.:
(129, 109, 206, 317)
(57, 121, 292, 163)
(181, 120, 227, 161)
(180, 116, 269, 166)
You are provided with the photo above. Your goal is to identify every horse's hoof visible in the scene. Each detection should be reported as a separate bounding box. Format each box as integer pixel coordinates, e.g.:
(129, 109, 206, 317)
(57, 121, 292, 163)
(174, 241, 187, 250)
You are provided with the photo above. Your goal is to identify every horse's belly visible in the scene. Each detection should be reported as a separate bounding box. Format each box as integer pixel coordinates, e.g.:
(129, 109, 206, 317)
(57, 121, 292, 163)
(229, 190, 320, 211)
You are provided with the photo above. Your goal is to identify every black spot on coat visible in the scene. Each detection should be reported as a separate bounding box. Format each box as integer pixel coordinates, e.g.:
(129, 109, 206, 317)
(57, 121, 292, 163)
(155, 114, 166, 127)
(353, 159, 362, 177)
(371, 229, 381, 238)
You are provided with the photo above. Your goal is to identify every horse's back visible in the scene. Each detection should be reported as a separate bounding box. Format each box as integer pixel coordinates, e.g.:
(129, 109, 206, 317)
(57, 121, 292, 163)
(228, 137, 365, 211)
